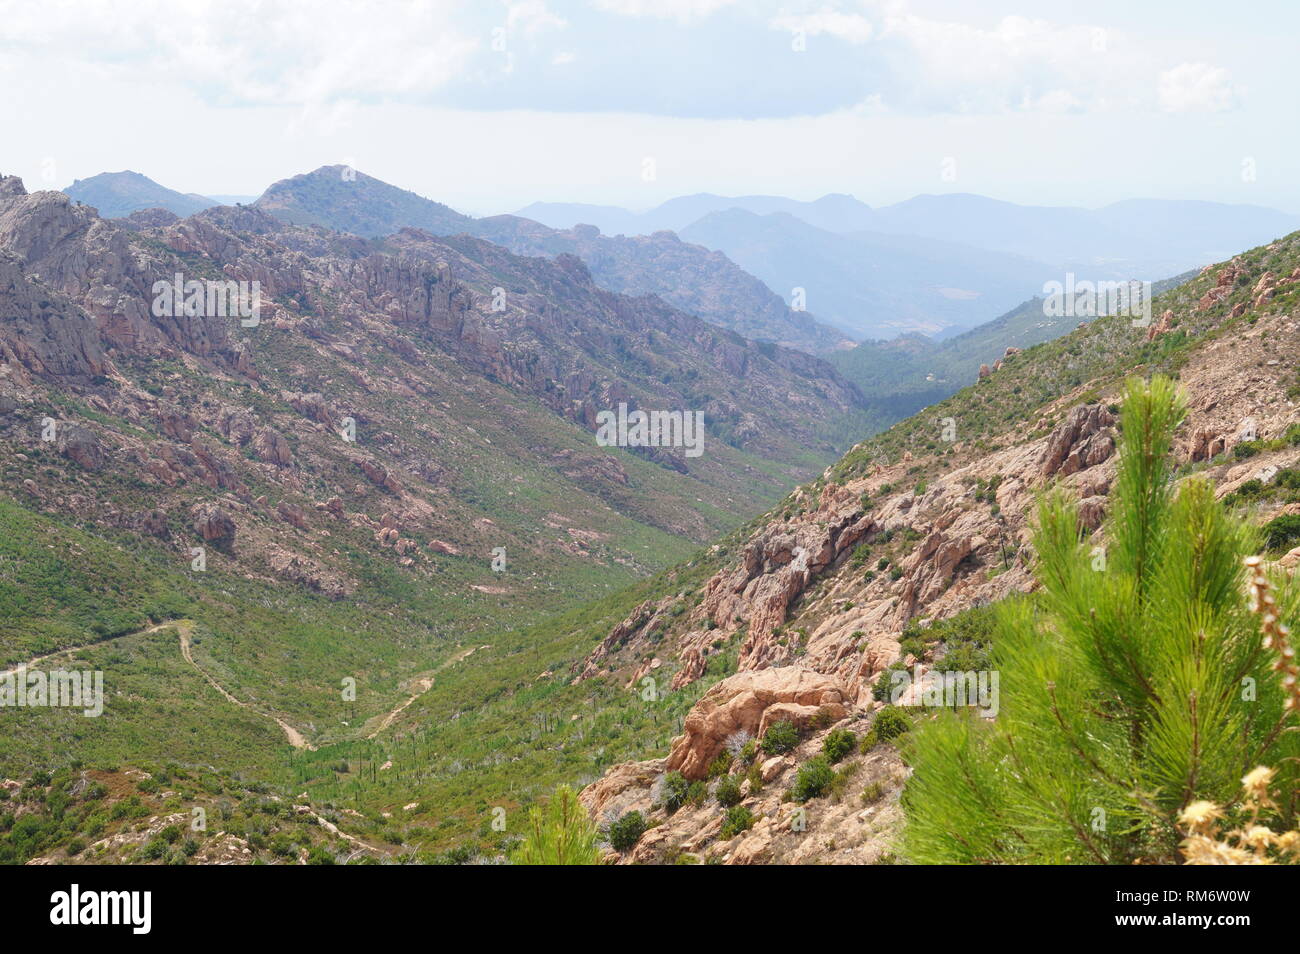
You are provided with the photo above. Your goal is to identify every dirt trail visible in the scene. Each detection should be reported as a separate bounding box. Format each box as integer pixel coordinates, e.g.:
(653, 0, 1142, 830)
(365, 644, 486, 739)
(4, 622, 485, 750)
(0, 620, 180, 680)
(3, 619, 313, 750)
(174, 622, 313, 750)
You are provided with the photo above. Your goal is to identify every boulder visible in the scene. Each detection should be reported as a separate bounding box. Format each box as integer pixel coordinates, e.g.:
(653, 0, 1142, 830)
(253, 426, 293, 468)
(192, 505, 236, 547)
(665, 668, 849, 780)
(56, 423, 104, 471)
(1040, 403, 1115, 479)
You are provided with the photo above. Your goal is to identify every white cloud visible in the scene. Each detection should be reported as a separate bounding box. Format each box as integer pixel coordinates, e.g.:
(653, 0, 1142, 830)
(590, 0, 738, 23)
(769, 9, 873, 44)
(876, 12, 1136, 114)
(506, 0, 567, 33)
(1158, 62, 1241, 113)
(0, 0, 481, 107)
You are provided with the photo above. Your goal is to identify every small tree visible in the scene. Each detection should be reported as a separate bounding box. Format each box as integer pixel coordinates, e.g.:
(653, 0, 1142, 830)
(511, 786, 600, 866)
(903, 377, 1300, 864)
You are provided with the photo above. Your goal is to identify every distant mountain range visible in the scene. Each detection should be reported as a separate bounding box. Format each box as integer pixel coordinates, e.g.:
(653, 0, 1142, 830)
(518, 191, 1300, 282)
(828, 268, 1196, 419)
(679, 208, 1051, 339)
(61, 170, 1292, 348)
(253, 166, 850, 352)
(64, 171, 218, 219)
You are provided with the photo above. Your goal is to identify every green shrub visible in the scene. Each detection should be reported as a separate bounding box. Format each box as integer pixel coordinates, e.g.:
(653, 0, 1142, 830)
(715, 775, 743, 808)
(760, 720, 800, 755)
(871, 706, 911, 744)
(306, 845, 335, 865)
(607, 811, 648, 853)
(903, 377, 1300, 864)
(720, 805, 755, 839)
(872, 663, 906, 702)
(658, 771, 691, 814)
(1262, 513, 1300, 551)
(791, 756, 835, 803)
(706, 751, 732, 778)
(822, 728, 857, 763)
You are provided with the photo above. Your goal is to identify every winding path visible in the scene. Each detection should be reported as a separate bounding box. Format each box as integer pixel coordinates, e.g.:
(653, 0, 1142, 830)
(363, 644, 486, 739)
(3, 619, 313, 750)
(173, 621, 313, 750)
(5, 622, 488, 751)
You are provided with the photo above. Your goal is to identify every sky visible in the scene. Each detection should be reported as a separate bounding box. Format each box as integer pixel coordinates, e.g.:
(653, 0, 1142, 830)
(1, 0, 1297, 216)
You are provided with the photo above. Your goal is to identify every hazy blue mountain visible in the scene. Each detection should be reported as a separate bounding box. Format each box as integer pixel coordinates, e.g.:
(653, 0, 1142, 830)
(513, 201, 645, 236)
(519, 191, 1300, 284)
(829, 268, 1198, 418)
(680, 208, 1053, 339)
(255, 165, 476, 237)
(62, 171, 217, 219)
(868, 194, 1300, 278)
(517, 192, 877, 235)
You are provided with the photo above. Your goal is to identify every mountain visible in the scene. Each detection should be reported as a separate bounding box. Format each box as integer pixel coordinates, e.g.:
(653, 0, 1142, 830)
(521, 190, 1300, 286)
(470, 216, 848, 353)
(517, 192, 879, 235)
(207, 194, 260, 206)
(868, 193, 1300, 279)
(255, 167, 847, 354)
(255, 165, 475, 237)
(0, 174, 879, 861)
(63, 170, 217, 219)
(6, 162, 1300, 864)
(572, 229, 1300, 864)
(515, 201, 647, 237)
(829, 268, 1199, 415)
(680, 208, 1052, 339)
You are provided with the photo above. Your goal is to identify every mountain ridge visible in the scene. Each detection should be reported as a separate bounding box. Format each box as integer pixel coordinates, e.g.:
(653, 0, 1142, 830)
(63, 170, 218, 220)
(253, 166, 849, 354)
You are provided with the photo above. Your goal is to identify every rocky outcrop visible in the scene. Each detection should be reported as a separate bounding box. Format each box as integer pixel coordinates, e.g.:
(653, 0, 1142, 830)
(665, 668, 848, 780)
(1040, 403, 1115, 478)
(0, 252, 108, 382)
(253, 427, 293, 468)
(1146, 309, 1174, 341)
(56, 423, 105, 470)
(192, 505, 236, 547)
(353, 457, 402, 494)
(698, 488, 874, 673)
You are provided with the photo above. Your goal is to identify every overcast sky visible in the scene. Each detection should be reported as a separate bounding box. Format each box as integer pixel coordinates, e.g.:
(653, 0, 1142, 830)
(2, 0, 1296, 215)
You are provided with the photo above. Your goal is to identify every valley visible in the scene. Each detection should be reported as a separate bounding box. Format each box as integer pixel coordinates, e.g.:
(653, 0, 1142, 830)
(6, 169, 1300, 867)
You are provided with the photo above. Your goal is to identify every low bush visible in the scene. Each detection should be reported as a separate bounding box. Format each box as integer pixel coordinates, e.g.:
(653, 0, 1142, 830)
(760, 720, 800, 756)
(715, 775, 743, 808)
(822, 728, 857, 764)
(607, 811, 648, 853)
(720, 805, 755, 839)
(791, 756, 835, 803)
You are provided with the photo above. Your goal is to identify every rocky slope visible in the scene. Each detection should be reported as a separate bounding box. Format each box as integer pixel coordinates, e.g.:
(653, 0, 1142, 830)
(255, 166, 849, 354)
(577, 231, 1300, 864)
(0, 171, 873, 790)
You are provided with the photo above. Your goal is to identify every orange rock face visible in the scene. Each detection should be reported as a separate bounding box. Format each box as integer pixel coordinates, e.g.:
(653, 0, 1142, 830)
(664, 668, 849, 780)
